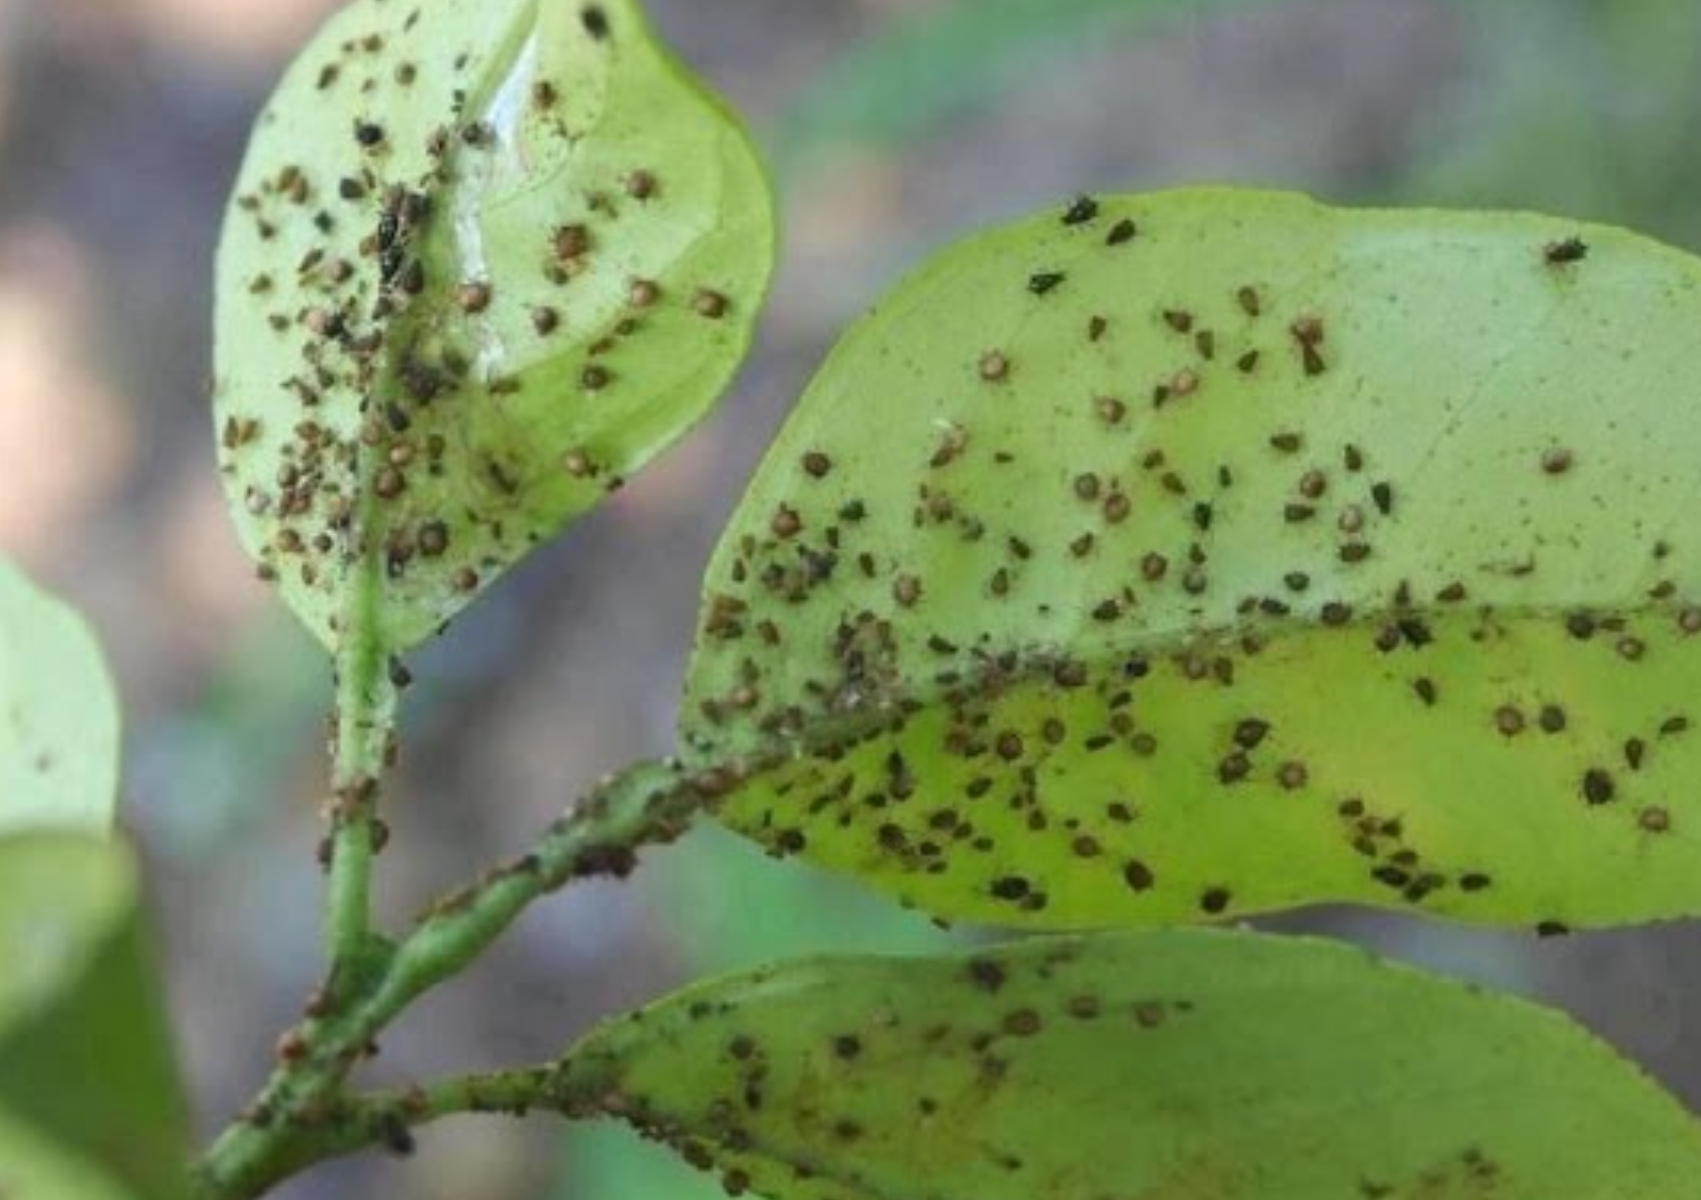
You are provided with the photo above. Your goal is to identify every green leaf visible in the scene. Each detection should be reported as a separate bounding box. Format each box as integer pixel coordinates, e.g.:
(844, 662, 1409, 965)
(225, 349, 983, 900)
(214, 0, 775, 653)
(683, 188, 1701, 931)
(564, 930, 1701, 1200)
(0, 560, 120, 835)
(0, 834, 189, 1200)
(0, 1108, 137, 1200)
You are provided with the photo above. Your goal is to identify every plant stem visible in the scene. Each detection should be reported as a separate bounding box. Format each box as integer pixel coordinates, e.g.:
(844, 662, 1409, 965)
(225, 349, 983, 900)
(325, 562, 395, 974)
(190, 758, 708, 1199)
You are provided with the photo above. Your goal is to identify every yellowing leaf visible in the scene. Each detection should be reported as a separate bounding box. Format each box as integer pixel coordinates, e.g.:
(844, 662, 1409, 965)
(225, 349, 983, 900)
(214, 0, 774, 653)
(685, 189, 1701, 931)
(565, 931, 1701, 1200)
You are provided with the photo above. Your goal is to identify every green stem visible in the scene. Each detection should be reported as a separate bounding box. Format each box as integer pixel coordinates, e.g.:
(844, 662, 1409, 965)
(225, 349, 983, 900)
(190, 759, 706, 1199)
(325, 563, 395, 973)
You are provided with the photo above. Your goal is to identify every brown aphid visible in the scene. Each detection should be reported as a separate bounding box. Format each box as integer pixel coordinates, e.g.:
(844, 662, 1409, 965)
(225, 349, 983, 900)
(1123, 860, 1155, 892)
(1095, 396, 1127, 424)
(457, 281, 492, 313)
(452, 567, 479, 592)
(801, 451, 833, 479)
(531, 306, 560, 335)
(893, 574, 923, 608)
(978, 350, 1010, 382)
(1541, 446, 1574, 475)
(552, 223, 591, 260)
(693, 289, 730, 319)
(1494, 706, 1525, 737)
(625, 169, 658, 200)
(532, 80, 558, 110)
(418, 521, 449, 557)
(1639, 806, 1672, 834)
(581, 365, 612, 391)
(1581, 768, 1616, 806)
(770, 505, 803, 539)
(628, 278, 661, 307)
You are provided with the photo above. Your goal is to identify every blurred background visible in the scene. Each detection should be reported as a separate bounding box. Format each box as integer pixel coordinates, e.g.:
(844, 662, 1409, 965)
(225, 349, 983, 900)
(4, 0, 1701, 1195)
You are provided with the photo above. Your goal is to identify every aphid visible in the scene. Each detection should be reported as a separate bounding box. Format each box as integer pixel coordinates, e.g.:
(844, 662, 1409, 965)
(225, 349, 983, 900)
(1235, 285, 1261, 317)
(580, 365, 612, 391)
(1541, 446, 1574, 475)
(1640, 806, 1672, 834)
(552, 223, 590, 260)
(1062, 195, 1100, 226)
(457, 281, 492, 313)
(353, 120, 386, 148)
(1544, 236, 1588, 265)
(1106, 218, 1137, 246)
(1581, 768, 1616, 806)
(531, 306, 560, 335)
(581, 3, 611, 40)
(1028, 271, 1065, 296)
(1290, 314, 1326, 375)
(418, 522, 449, 557)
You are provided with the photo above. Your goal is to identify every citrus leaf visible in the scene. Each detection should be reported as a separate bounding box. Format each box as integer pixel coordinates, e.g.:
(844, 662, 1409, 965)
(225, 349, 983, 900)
(0, 1107, 137, 1200)
(214, 0, 774, 653)
(0, 835, 189, 1200)
(564, 930, 1701, 1200)
(0, 559, 119, 835)
(683, 188, 1701, 931)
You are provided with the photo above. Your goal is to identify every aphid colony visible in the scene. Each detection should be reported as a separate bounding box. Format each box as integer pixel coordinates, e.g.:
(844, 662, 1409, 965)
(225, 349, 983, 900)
(686, 194, 1701, 932)
(216, 1, 736, 645)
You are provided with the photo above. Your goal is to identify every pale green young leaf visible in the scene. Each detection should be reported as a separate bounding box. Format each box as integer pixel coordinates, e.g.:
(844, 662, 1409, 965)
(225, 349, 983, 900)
(684, 189, 1701, 931)
(0, 559, 119, 835)
(0, 835, 189, 1200)
(564, 930, 1701, 1200)
(214, 0, 774, 653)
